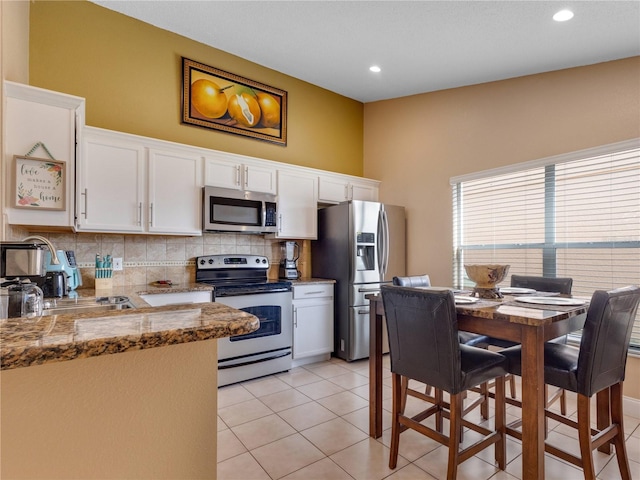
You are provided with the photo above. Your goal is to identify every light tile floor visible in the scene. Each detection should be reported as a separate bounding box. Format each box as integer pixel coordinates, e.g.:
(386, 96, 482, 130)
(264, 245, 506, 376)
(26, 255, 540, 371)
(218, 355, 640, 480)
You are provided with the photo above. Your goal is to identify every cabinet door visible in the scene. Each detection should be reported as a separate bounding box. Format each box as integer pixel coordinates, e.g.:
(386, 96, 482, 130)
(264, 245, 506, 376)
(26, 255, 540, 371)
(318, 175, 348, 203)
(276, 170, 318, 239)
(245, 164, 276, 194)
(203, 154, 242, 190)
(293, 298, 334, 359)
(204, 155, 276, 194)
(350, 182, 378, 202)
(77, 131, 145, 232)
(148, 148, 202, 235)
(4, 81, 85, 228)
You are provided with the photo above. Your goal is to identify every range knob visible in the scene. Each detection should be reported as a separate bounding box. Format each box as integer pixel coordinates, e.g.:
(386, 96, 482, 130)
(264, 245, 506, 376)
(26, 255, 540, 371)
(262, 258, 267, 264)
(199, 259, 205, 265)
(208, 258, 214, 264)
(255, 258, 261, 263)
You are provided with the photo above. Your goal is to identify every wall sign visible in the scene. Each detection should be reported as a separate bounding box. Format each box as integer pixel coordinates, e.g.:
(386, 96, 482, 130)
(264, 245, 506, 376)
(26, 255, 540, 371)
(182, 57, 288, 146)
(14, 156, 65, 210)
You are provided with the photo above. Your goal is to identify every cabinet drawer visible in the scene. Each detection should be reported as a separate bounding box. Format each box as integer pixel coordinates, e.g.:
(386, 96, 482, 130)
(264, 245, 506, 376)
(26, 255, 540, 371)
(293, 284, 333, 299)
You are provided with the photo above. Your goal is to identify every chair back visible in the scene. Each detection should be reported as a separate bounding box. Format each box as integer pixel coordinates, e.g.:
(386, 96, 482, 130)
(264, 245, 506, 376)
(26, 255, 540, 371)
(510, 275, 573, 294)
(577, 285, 640, 396)
(381, 285, 463, 393)
(392, 275, 431, 287)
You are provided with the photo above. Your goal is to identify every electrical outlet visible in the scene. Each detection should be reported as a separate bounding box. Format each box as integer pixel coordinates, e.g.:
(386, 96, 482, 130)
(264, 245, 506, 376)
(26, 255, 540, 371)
(112, 257, 123, 271)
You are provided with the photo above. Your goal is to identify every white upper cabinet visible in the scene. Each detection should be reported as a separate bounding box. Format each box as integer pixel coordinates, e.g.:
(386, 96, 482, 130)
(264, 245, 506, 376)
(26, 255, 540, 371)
(274, 169, 318, 239)
(148, 148, 202, 235)
(318, 173, 379, 204)
(77, 127, 202, 235)
(77, 129, 145, 233)
(204, 152, 276, 194)
(3, 81, 85, 228)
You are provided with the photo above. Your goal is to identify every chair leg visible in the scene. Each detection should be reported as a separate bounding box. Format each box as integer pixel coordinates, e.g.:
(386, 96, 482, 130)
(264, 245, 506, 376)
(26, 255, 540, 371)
(494, 376, 506, 470)
(480, 381, 489, 420)
(447, 392, 463, 480)
(400, 376, 408, 413)
(508, 374, 516, 399)
(577, 393, 597, 480)
(389, 373, 402, 469)
(610, 382, 632, 480)
(560, 389, 567, 415)
(435, 388, 444, 434)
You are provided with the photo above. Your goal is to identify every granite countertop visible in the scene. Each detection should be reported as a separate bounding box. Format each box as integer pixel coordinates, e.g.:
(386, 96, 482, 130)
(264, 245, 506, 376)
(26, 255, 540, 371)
(1, 283, 258, 371)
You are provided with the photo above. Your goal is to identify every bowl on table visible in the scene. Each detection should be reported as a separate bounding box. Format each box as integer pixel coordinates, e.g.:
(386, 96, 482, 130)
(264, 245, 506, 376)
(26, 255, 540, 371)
(464, 264, 510, 298)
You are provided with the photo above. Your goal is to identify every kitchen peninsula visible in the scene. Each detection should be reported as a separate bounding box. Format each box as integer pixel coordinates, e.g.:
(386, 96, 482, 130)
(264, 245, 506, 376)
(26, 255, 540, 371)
(0, 284, 256, 479)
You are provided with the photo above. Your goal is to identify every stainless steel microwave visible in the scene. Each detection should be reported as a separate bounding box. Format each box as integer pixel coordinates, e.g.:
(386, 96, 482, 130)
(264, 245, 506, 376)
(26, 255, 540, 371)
(203, 186, 278, 234)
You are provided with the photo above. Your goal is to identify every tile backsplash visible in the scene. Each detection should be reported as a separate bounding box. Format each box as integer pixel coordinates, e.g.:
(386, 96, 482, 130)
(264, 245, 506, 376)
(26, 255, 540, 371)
(7, 227, 311, 288)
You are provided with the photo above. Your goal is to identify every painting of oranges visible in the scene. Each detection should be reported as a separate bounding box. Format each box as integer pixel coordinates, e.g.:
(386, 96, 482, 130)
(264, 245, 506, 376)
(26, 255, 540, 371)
(182, 57, 287, 146)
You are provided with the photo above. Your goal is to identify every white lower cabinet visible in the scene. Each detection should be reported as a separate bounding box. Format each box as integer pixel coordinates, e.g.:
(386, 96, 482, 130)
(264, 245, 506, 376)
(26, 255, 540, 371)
(292, 284, 334, 363)
(139, 290, 212, 307)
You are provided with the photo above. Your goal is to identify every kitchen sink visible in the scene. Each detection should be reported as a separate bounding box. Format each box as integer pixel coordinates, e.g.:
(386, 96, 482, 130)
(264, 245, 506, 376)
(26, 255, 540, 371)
(42, 295, 135, 316)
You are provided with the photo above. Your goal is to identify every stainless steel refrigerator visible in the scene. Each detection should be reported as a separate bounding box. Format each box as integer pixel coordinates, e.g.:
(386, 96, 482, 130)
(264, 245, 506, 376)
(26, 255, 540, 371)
(312, 200, 406, 361)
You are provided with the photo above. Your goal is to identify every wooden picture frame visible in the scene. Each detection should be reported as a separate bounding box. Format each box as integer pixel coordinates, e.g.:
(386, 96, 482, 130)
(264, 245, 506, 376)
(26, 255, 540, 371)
(14, 155, 65, 210)
(182, 57, 287, 146)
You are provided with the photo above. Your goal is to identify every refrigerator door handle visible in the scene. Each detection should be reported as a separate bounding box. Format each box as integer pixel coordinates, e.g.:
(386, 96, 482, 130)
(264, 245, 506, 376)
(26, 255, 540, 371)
(377, 209, 384, 278)
(381, 209, 390, 279)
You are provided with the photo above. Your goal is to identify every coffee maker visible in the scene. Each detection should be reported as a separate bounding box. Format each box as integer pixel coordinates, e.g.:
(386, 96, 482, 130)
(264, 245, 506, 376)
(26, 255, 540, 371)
(279, 241, 300, 280)
(0, 239, 54, 287)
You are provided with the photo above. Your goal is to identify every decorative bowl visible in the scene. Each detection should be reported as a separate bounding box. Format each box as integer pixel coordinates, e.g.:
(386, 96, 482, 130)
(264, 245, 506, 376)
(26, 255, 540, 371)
(464, 264, 510, 288)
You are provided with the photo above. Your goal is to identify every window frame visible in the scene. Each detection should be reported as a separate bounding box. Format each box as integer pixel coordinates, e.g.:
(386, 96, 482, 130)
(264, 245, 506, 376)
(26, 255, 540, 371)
(451, 138, 640, 350)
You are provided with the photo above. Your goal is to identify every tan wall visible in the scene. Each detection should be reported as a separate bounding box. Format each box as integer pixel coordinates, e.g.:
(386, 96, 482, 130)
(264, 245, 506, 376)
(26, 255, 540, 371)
(1, 340, 219, 479)
(363, 57, 640, 398)
(28, 0, 363, 176)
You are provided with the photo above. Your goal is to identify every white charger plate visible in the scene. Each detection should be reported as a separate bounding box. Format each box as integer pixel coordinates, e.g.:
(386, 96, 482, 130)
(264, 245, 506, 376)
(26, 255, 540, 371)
(500, 287, 536, 295)
(455, 296, 479, 304)
(515, 296, 586, 306)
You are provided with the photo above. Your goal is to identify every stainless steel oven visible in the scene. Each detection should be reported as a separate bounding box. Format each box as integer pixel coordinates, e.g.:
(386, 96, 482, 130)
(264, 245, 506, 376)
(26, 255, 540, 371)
(195, 254, 292, 387)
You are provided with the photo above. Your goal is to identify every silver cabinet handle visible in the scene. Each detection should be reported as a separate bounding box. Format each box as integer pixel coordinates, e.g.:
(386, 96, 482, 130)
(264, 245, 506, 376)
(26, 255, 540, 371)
(244, 166, 249, 188)
(278, 214, 283, 233)
(303, 290, 324, 296)
(293, 306, 297, 327)
(149, 203, 154, 226)
(344, 185, 349, 200)
(235, 165, 241, 186)
(138, 202, 142, 226)
(81, 188, 88, 218)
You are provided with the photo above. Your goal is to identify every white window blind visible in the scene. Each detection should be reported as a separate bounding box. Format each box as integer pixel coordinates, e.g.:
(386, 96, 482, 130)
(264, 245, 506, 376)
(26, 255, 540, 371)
(451, 141, 640, 349)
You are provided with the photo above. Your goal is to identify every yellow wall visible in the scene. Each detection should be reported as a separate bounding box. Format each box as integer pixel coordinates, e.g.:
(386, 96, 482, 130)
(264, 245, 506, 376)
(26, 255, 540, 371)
(364, 57, 640, 398)
(28, 0, 364, 176)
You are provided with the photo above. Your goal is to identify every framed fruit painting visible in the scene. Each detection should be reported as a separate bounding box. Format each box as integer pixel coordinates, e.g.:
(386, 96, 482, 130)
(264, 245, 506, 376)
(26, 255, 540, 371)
(182, 57, 287, 146)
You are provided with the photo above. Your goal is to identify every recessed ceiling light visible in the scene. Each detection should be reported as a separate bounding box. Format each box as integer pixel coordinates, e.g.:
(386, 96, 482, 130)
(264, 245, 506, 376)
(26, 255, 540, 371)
(369, 65, 381, 73)
(553, 9, 574, 22)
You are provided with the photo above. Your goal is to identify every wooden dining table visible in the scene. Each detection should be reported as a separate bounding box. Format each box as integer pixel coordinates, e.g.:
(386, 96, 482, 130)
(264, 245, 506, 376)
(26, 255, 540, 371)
(367, 291, 589, 480)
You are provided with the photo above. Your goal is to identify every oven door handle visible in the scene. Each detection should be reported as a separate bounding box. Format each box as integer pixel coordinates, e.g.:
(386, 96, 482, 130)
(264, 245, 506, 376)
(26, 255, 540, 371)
(218, 349, 292, 370)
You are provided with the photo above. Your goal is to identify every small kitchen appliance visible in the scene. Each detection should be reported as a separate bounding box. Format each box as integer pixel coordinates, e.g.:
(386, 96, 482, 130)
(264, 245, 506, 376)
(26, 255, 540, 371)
(0, 237, 58, 287)
(6, 281, 44, 319)
(45, 250, 82, 292)
(279, 241, 300, 280)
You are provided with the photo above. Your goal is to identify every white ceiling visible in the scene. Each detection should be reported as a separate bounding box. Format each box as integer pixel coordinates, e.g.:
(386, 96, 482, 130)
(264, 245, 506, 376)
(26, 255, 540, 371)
(91, 1, 640, 103)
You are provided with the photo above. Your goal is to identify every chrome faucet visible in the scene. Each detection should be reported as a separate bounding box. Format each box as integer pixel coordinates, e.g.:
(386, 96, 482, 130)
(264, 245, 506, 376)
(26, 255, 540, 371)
(21, 235, 60, 265)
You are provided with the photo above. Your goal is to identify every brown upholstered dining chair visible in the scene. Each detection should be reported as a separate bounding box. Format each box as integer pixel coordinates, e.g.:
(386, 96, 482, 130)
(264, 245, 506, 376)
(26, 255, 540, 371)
(381, 285, 507, 479)
(488, 275, 574, 408)
(501, 285, 640, 480)
(392, 275, 491, 416)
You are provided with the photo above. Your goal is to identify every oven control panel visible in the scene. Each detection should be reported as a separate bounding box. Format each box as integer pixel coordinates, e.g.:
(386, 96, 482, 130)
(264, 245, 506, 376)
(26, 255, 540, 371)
(196, 254, 269, 270)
